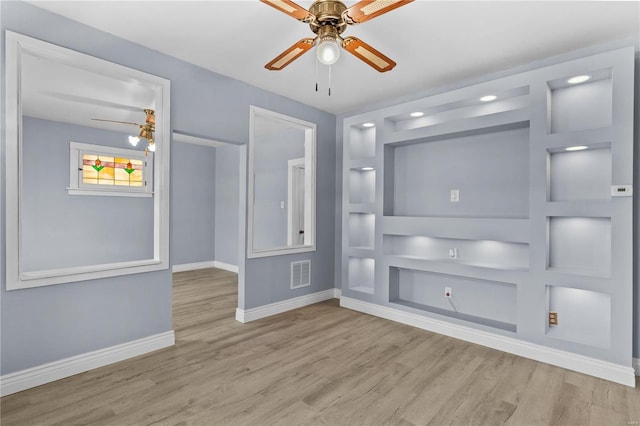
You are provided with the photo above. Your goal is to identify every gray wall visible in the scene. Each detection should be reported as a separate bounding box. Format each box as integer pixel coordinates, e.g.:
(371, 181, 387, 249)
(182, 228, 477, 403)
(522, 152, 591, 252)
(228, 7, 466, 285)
(336, 38, 640, 359)
(171, 141, 216, 266)
(1, 1, 335, 374)
(21, 116, 154, 272)
(215, 145, 240, 266)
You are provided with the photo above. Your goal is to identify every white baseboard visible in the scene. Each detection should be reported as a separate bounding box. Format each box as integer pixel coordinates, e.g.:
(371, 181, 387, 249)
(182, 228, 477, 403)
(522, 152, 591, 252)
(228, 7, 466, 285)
(0, 331, 175, 397)
(172, 261, 216, 272)
(172, 261, 238, 273)
(213, 261, 239, 273)
(236, 288, 340, 323)
(333, 288, 342, 298)
(634, 357, 640, 376)
(340, 296, 636, 387)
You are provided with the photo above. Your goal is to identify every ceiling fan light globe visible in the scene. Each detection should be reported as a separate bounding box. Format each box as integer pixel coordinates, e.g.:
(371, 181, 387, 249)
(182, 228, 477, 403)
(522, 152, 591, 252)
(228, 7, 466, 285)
(128, 135, 140, 146)
(148, 142, 156, 152)
(317, 38, 340, 65)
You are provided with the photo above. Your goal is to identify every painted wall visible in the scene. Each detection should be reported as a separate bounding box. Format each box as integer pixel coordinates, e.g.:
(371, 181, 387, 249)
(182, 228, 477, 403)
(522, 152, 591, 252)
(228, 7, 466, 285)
(21, 117, 154, 272)
(1, 1, 335, 374)
(336, 38, 640, 359)
(215, 145, 240, 266)
(171, 141, 216, 266)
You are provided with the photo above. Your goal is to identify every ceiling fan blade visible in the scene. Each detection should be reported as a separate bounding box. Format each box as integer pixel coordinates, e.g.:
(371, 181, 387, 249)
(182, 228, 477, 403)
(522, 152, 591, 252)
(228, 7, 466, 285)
(344, 0, 414, 24)
(260, 0, 313, 21)
(265, 38, 315, 71)
(91, 118, 141, 126)
(342, 37, 396, 72)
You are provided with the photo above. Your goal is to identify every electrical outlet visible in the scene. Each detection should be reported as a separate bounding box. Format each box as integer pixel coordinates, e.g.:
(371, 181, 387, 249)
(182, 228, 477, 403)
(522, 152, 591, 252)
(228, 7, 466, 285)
(444, 287, 452, 298)
(450, 189, 459, 203)
(448, 248, 457, 259)
(548, 311, 558, 326)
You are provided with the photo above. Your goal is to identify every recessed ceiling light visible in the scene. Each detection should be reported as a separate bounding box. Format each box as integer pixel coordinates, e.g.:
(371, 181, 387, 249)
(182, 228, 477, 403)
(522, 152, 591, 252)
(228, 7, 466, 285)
(362, 122, 375, 128)
(410, 112, 424, 117)
(565, 145, 588, 151)
(480, 95, 497, 102)
(567, 75, 590, 84)
(361, 167, 374, 171)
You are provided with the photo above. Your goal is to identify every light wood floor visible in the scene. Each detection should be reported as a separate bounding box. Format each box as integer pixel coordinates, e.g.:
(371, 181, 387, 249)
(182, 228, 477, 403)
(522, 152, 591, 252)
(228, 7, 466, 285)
(2, 268, 639, 425)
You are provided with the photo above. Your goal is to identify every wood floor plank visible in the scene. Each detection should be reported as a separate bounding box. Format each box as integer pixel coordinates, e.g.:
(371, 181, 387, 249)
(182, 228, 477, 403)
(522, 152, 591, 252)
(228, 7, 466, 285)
(2, 267, 639, 425)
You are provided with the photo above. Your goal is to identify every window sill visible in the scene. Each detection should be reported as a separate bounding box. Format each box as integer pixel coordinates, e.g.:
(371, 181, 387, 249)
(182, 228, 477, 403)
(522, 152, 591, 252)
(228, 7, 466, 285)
(67, 188, 153, 198)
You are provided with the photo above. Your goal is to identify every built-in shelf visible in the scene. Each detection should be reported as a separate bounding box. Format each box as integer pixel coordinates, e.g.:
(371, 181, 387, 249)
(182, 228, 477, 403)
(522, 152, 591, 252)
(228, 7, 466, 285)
(348, 257, 375, 294)
(382, 216, 529, 243)
(548, 145, 611, 202)
(546, 285, 611, 349)
(548, 217, 611, 277)
(349, 168, 376, 205)
(384, 126, 529, 219)
(348, 213, 375, 250)
(384, 235, 529, 271)
(389, 267, 517, 333)
(547, 69, 612, 134)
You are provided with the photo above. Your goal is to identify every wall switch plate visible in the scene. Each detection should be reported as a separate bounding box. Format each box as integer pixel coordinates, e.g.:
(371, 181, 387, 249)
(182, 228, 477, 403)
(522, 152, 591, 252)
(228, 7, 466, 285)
(450, 189, 459, 203)
(548, 311, 558, 326)
(611, 185, 632, 197)
(445, 287, 452, 298)
(280, 201, 285, 209)
(448, 248, 457, 259)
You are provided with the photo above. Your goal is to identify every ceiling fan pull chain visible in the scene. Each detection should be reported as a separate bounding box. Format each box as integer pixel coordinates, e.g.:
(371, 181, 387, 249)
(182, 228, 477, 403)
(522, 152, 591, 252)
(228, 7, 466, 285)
(328, 64, 332, 96)
(315, 57, 319, 92)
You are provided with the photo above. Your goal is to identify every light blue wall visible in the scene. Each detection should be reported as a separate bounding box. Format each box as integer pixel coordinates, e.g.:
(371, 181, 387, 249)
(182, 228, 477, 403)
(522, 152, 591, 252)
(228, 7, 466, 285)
(1, 1, 336, 374)
(215, 145, 240, 266)
(171, 141, 216, 266)
(21, 117, 154, 271)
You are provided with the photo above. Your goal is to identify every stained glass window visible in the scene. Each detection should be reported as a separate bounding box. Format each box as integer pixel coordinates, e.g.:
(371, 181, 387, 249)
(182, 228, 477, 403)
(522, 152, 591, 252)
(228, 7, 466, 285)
(81, 155, 144, 187)
(69, 142, 152, 197)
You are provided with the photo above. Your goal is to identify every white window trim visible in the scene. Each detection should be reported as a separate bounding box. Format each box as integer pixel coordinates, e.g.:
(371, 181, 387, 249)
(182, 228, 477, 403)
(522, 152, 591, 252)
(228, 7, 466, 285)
(5, 31, 171, 290)
(68, 141, 153, 197)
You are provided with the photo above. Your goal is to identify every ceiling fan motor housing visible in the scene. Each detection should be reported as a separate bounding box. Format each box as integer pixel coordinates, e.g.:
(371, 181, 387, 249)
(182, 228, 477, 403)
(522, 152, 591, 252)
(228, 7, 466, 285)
(309, 0, 347, 34)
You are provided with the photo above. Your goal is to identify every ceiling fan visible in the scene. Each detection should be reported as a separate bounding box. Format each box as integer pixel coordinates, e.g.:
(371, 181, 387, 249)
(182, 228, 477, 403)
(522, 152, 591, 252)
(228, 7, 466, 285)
(261, 0, 414, 72)
(92, 109, 156, 153)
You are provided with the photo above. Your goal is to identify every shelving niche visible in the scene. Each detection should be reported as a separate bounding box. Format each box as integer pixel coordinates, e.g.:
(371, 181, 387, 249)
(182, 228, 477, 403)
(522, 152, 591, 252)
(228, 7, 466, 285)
(342, 124, 377, 295)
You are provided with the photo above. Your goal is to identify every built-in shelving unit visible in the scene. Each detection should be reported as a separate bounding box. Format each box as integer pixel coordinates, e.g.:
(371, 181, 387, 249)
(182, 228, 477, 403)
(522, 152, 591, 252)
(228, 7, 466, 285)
(342, 125, 377, 295)
(340, 46, 634, 385)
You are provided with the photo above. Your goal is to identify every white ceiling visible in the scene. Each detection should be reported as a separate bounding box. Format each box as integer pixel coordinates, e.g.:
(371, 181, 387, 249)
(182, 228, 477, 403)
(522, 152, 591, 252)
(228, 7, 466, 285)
(27, 1, 640, 115)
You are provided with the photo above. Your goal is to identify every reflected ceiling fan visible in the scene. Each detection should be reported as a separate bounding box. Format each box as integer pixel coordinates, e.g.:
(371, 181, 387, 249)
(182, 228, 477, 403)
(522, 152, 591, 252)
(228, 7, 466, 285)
(261, 0, 414, 72)
(92, 109, 156, 154)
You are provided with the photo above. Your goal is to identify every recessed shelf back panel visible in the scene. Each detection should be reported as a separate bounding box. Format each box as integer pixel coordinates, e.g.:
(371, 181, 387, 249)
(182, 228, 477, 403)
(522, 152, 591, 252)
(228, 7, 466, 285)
(349, 127, 376, 159)
(548, 217, 611, 276)
(549, 71, 612, 133)
(546, 285, 611, 349)
(348, 257, 375, 293)
(388, 127, 529, 218)
(348, 213, 375, 249)
(389, 267, 517, 332)
(549, 147, 612, 201)
(349, 169, 376, 204)
(384, 235, 529, 271)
